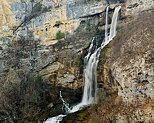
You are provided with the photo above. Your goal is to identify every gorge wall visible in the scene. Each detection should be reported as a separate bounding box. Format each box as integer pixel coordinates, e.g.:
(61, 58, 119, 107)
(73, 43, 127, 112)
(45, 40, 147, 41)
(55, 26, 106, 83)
(95, 9, 154, 123)
(0, 0, 154, 122)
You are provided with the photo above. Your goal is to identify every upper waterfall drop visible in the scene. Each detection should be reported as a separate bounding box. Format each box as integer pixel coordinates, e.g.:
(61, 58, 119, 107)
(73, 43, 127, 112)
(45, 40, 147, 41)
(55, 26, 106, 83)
(44, 6, 121, 123)
(108, 6, 121, 42)
(105, 6, 109, 43)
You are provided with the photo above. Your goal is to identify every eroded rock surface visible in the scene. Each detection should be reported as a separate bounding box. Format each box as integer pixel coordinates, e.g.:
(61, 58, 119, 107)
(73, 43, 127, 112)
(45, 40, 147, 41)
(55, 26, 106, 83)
(94, 9, 154, 123)
(0, 0, 154, 122)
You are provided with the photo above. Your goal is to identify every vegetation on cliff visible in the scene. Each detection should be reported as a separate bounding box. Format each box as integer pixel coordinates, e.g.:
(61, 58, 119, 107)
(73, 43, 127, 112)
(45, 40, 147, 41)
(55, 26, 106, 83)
(56, 31, 65, 40)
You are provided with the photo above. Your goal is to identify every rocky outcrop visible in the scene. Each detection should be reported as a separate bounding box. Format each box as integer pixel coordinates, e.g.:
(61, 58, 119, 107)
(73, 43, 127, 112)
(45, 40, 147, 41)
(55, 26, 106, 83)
(126, 0, 154, 15)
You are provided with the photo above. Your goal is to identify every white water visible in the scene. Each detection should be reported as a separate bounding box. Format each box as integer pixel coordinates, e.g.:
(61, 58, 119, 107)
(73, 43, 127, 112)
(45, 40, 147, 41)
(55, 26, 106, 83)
(59, 91, 71, 112)
(44, 6, 121, 123)
(44, 114, 66, 123)
(105, 6, 109, 43)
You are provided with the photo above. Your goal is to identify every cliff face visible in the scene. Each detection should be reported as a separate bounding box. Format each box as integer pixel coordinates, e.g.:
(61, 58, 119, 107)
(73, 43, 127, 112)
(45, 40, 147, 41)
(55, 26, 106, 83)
(1, 0, 153, 46)
(62, 8, 154, 123)
(0, 0, 107, 46)
(92, 9, 154, 123)
(0, 0, 154, 122)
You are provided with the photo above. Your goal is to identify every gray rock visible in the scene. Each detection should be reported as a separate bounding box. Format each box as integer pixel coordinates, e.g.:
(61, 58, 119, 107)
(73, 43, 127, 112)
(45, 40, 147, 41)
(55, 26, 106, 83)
(57, 74, 75, 83)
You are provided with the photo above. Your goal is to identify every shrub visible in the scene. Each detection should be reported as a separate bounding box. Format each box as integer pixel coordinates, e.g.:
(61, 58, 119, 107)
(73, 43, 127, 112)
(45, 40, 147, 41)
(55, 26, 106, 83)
(56, 31, 65, 40)
(33, 3, 42, 13)
(0, 73, 50, 122)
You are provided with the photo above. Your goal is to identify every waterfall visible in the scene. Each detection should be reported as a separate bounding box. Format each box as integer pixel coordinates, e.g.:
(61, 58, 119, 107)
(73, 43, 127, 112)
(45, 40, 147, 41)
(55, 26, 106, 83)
(69, 5, 121, 113)
(105, 6, 109, 42)
(109, 6, 121, 41)
(44, 6, 121, 123)
(44, 114, 66, 123)
(59, 91, 71, 112)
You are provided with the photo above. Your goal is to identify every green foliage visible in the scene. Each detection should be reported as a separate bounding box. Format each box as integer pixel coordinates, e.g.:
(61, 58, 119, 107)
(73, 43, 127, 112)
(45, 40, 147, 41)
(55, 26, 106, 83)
(56, 31, 65, 40)
(0, 111, 6, 115)
(86, 20, 91, 32)
(33, 3, 42, 13)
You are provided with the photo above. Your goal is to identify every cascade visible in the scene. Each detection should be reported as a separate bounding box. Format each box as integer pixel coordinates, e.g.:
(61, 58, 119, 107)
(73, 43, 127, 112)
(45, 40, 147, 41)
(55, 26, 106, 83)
(59, 91, 71, 112)
(105, 6, 109, 42)
(44, 6, 121, 123)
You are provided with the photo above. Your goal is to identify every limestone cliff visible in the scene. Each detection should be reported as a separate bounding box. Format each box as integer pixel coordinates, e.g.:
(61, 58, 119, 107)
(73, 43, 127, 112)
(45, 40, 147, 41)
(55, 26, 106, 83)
(0, 0, 154, 122)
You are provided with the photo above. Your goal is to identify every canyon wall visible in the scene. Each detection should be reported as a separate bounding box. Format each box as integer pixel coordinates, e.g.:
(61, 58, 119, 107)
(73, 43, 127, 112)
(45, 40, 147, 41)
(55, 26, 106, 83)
(0, 0, 154, 122)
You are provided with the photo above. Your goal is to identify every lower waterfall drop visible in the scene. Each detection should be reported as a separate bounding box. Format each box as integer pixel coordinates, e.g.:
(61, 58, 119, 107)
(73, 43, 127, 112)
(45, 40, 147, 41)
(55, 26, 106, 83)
(44, 6, 121, 123)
